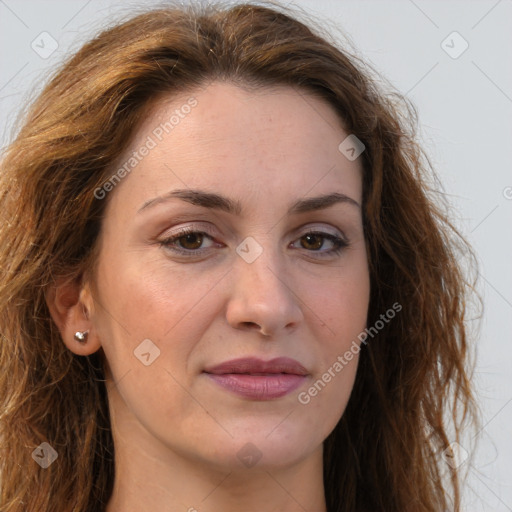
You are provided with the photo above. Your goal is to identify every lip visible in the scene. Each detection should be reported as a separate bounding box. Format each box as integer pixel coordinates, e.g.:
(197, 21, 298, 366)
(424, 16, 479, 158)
(203, 356, 309, 376)
(203, 357, 309, 400)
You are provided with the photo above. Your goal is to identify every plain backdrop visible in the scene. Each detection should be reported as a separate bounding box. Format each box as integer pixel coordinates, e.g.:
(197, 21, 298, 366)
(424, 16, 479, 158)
(1, 0, 511, 509)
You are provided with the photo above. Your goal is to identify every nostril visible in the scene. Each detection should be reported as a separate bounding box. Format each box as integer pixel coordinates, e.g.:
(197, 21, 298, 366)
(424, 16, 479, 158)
(242, 321, 258, 329)
(241, 322, 271, 336)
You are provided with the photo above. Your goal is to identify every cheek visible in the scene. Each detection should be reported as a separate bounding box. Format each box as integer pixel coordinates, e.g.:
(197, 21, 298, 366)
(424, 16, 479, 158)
(94, 253, 211, 434)
(93, 250, 227, 390)
(299, 354, 359, 413)
(310, 261, 370, 338)
(298, 281, 366, 430)
(305, 259, 369, 404)
(96, 246, 219, 338)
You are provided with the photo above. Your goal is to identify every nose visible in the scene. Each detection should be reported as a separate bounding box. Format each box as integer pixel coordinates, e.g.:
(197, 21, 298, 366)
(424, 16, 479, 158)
(225, 245, 304, 338)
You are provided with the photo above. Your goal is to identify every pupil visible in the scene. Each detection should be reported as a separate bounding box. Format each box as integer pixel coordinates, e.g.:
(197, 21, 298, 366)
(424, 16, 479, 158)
(303, 234, 322, 250)
(181, 233, 202, 249)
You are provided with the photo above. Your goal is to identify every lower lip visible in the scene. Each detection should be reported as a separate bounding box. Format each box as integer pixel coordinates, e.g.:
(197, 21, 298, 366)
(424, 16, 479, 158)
(204, 373, 307, 400)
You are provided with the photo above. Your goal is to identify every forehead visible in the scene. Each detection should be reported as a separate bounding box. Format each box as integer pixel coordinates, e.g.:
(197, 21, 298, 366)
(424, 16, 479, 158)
(106, 81, 363, 212)
(140, 81, 348, 149)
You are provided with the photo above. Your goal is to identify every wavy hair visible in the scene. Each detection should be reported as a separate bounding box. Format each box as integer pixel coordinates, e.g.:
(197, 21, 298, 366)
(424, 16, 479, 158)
(0, 2, 479, 511)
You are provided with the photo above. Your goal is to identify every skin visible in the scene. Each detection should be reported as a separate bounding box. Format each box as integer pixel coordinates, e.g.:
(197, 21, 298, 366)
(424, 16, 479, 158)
(47, 81, 370, 512)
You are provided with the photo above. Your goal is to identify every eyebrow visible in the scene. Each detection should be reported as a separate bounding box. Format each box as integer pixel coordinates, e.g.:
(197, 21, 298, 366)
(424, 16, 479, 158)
(137, 188, 360, 215)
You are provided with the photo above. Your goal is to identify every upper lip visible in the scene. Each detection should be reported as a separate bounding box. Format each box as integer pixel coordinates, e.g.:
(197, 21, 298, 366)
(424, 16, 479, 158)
(203, 357, 309, 376)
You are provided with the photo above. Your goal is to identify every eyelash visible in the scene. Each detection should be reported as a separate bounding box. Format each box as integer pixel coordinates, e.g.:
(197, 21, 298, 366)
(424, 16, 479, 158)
(158, 226, 349, 258)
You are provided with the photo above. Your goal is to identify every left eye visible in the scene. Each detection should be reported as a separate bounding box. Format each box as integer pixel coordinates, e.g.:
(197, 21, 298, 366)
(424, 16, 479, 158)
(291, 231, 348, 255)
(159, 229, 348, 257)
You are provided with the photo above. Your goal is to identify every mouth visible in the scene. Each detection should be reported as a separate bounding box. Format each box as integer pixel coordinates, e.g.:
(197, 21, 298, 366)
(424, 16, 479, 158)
(203, 357, 309, 400)
(203, 356, 309, 376)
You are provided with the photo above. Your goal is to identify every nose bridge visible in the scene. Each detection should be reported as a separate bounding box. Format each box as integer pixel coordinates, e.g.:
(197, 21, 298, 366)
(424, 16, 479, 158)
(226, 233, 302, 335)
(235, 234, 287, 297)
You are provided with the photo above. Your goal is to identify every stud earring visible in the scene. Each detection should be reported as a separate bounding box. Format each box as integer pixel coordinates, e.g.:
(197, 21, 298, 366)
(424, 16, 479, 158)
(74, 330, 89, 343)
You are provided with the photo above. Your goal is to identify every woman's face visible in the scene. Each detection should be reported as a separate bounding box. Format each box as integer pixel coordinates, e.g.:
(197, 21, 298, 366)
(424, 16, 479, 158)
(89, 81, 369, 471)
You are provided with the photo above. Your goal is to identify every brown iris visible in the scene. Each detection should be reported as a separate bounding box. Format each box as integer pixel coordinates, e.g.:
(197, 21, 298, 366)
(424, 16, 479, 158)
(178, 233, 204, 250)
(300, 233, 324, 250)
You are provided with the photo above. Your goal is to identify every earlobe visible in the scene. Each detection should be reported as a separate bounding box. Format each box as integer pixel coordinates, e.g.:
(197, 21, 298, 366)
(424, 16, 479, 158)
(73, 330, 89, 343)
(45, 276, 101, 356)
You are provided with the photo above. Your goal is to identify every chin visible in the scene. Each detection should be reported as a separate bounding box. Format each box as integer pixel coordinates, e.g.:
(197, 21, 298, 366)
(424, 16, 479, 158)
(195, 422, 318, 471)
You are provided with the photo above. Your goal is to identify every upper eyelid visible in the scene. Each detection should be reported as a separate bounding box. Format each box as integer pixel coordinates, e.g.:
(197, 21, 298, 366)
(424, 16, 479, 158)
(161, 226, 348, 249)
(161, 221, 347, 239)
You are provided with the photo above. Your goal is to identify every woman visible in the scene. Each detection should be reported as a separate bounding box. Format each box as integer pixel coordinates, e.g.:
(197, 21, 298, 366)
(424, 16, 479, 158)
(0, 2, 479, 511)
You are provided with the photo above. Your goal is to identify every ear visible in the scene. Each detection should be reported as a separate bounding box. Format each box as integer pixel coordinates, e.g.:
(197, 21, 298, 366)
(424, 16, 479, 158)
(45, 275, 101, 356)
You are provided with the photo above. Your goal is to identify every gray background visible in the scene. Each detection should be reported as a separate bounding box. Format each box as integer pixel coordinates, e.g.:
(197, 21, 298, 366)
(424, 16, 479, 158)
(1, 0, 511, 509)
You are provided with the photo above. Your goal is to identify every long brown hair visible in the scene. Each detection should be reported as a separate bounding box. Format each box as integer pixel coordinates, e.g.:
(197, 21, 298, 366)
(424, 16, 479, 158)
(0, 2, 479, 510)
